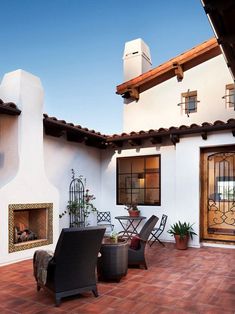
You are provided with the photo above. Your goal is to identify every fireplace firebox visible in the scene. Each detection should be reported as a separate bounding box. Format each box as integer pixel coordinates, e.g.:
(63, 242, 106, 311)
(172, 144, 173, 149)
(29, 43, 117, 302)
(9, 203, 53, 252)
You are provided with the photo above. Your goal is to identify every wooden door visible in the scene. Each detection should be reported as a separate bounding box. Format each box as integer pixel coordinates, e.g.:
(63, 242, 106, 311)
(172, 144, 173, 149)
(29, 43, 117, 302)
(201, 147, 235, 242)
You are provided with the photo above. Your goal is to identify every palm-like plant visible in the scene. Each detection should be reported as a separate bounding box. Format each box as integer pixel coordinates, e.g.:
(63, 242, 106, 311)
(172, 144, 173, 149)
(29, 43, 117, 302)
(168, 221, 197, 240)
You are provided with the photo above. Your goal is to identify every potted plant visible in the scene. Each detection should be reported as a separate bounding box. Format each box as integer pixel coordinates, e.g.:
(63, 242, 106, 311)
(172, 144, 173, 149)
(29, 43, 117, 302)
(109, 231, 118, 243)
(125, 203, 140, 217)
(167, 221, 197, 250)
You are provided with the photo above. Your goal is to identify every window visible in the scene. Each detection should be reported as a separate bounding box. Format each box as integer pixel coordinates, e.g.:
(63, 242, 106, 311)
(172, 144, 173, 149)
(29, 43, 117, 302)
(180, 90, 198, 116)
(117, 155, 161, 206)
(224, 84, 235, 109)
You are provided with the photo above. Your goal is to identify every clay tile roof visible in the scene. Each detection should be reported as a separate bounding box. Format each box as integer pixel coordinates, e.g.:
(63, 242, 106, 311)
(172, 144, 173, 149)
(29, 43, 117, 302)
(0, 99, 21, 115)
(201, 122, 212, 127)
(169, 126, 178, 132)
(228, 118, 235, 124)
(190, 123, 200, 128)
(214, 120, 224, 125)
(107, 119, 235, 145)
(43, 114, 106, 136)
(116, 37, 221, 97)
(43, 113, 107, 149)
(158, 128, 168, 133)
(179, 125, 188, 130)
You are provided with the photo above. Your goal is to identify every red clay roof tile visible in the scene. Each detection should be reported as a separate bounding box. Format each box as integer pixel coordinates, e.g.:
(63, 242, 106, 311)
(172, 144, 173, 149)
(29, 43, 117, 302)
(0, 99, 21, 115)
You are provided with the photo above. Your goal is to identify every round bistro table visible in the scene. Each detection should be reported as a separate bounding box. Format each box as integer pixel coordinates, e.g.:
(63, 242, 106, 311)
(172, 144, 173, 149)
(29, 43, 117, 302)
(97, 237, 128, 282)
(115, 215, 146, 240)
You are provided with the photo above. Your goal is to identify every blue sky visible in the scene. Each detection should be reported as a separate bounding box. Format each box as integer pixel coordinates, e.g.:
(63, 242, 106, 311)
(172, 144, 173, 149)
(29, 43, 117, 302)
(1, 0, 213, 134)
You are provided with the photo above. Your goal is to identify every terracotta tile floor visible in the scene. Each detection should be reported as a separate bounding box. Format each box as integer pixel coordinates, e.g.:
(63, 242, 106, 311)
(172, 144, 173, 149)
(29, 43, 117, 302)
(0, 243, 235, 313)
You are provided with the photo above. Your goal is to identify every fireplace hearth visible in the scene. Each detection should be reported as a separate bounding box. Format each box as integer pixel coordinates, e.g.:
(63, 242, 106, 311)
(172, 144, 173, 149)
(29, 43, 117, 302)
(9, 203, 53, 253)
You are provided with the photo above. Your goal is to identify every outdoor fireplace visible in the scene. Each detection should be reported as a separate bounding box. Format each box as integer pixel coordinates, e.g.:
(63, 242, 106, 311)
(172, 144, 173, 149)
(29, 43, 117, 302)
(9, 203, 53, 253)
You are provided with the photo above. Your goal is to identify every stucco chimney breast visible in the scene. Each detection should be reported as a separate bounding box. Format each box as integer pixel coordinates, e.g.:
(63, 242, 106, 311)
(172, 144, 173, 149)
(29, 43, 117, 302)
(123, 38, 152, 82)
(0, 69, 59, 265)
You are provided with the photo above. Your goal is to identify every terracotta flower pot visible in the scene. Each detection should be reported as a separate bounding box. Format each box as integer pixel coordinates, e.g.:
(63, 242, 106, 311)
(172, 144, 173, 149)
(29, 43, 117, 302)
(174, 234, 189, 250)
(128, 210, 140, 217)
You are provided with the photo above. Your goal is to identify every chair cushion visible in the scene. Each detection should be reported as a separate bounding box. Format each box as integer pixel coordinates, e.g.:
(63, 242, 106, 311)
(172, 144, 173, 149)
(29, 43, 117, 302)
(130, 236, 140, 250)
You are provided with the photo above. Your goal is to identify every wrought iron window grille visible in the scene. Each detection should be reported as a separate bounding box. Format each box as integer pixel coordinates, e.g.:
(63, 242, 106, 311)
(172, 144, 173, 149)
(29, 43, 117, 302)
(178, 89, 199, 117)
(177, 100, 200, 117)
(222, 93, 235, 110)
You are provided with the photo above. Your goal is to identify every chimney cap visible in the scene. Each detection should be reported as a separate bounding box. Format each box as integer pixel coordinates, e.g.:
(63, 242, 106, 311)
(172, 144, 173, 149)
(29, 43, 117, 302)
(123, 38, 152, 64)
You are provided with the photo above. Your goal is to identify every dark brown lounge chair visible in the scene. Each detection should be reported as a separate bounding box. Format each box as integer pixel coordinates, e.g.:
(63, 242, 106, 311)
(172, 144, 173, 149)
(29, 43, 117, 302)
(128, 215, 159, 269)
(33, 226, 105, 306)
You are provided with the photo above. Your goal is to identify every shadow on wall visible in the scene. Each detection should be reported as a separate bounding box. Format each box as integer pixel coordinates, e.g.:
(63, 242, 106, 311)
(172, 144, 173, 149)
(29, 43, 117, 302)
(0, 117, 19, 188)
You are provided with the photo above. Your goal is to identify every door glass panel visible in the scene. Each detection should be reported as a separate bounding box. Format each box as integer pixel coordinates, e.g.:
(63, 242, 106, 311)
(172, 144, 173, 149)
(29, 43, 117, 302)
(207, 152, 235, 235)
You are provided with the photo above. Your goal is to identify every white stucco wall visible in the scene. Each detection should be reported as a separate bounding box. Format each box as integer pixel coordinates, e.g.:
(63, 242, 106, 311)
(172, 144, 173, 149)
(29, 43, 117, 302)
(0, 69, 102, 265)
(100, 131, 235, 248)
(0, 115, 19, 187)
(44, 135, 102, 230)
(101, 145, 176, 238)
(123, 55, 235, 133)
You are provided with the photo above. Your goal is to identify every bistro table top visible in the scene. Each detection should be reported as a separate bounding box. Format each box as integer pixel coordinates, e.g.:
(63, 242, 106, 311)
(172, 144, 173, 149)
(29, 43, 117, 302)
(115, 215, 147, 240)
(115, 215, 146, 220)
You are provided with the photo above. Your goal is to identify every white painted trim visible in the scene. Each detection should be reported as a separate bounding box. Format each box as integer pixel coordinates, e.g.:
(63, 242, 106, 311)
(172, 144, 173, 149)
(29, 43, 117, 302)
(201, 242, 235, 250)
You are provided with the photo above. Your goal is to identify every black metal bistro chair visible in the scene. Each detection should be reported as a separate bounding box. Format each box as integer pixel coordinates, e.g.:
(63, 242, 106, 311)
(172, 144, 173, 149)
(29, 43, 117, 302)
(148, 214, 168, 247)
(97, 211, 114, 235)
(33, 226, 105, 306)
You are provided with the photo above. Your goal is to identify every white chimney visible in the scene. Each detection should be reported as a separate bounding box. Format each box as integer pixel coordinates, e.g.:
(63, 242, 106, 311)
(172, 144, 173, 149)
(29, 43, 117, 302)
(0, 69, 59, 265)
(123, 38, 152, 82)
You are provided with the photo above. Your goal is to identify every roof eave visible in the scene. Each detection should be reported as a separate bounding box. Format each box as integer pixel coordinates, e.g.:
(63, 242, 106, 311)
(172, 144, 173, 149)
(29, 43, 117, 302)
(0, 100, 21, 116)
(43, 114, 108, 149)
(107, 119, 235, 147)
(202, 0, 235, 80)
(116, 38, 221, 97)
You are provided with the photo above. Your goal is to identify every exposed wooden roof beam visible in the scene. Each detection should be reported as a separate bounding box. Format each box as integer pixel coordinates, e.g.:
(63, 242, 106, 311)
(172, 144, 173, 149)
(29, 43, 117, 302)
(173, 62, 184, 82)
(170, 134, 179, 145)
(45, 127, 63, 137)
(150, 136, 162, 144)
(128, 139, 142, 146)
(201, 132, 208, 140)
(67, 131, 86, 143)
(108, 141, 123, 148)
(122, 87, 139, 100)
